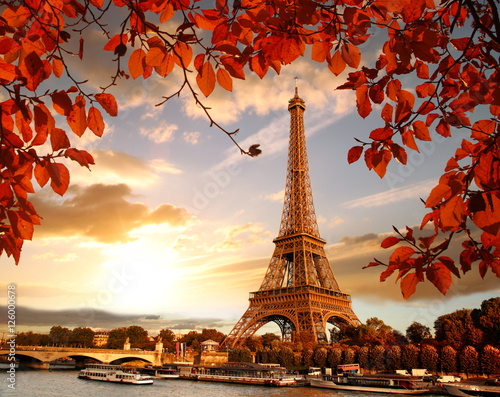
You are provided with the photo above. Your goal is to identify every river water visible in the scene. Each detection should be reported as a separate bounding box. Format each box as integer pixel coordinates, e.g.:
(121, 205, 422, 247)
(1, 369, 446, 397)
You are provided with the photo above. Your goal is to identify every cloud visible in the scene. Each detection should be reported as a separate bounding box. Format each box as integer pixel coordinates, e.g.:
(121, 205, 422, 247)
(68, 150, 163, 188)
(211, 223, 272, 251)
(263, 190, 285, 201)
(343, 179, 437, 209)
(148, 158, 182, 174)
(183, 131, 201, 145)
(140, 121, 177, 143)
(32, 184, 192, 243)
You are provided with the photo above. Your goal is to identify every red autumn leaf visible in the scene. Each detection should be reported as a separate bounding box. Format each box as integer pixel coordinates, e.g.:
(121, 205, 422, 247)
(196, 62, 216, 97)
(65, 148, 95, 169)
(87, 106, 104, 137)
(412, 120, 431, 141)
(217, 68, 232, 92)
(381, 236, 400, 249)
(341, 42, 361, 69)
(401, 272, 421, 299)
(380, 263, 399, 282)
(7, 211, 34, 240)
(356, 85, 372, 118)
(438, 256, 461, 278)
(52, 58, 64, 78)
(395, 90, 415, 123)
(440, 195, 465, 231)
(425, 183, 451, 208)
(311, 41, 330, 63)
(371, 149, 391, 178)
(51, 91, 73, 116)
(47, 162, 70, 196)
(221, 56, 245, 80)
(369, 127, 393, 141)
(328, 51, 346, 76)
(50, 128, 71, 151)
(103, 34, 128, 51)
(251, 53, 268, 79)
(128, 48, 146, 79)
(347, 146, 363, 164)
(426, 263, 452, 295)
(389, 246, 415, 266)
(160, 3, 175, 23)
(34, 162, 50, 188)
(146, 47, 166, 68)
(67, 95, 87, 137)
(95, 93, 118, 117)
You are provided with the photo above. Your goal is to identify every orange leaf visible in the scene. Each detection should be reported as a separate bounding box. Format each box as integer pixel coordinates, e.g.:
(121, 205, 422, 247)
(65, 148, 94, 169)
(128, 49, 146, 79)
(51, 91, 72, 116)
(311, 41, 330, 63)
(34, 162, 50, 188)
(87, 106, 104, 137)
(412, 120, 431, 141)
(328, 50, 346, 76)
(356, 85, 372, 118)
(7, 211, 34, 240)
(347, 146, 363, 164)
(2, 6, 31, 28)
(440, 195, 464, 231)
(48, 162, 70, 196)
(216, 68, 232, 92)
(381, 236, 400, 249)
(425, 183, 451, 208)
(50, 128, 70, 151)
(341, 43, 361, 69)
(145, 47, 165, 67)
(251, 53, 268, 79)
(426, 263, 452, 295)
(389, 246, 415, 266)
(103, 34, 128, 51)
(401, 272, 420, 299)
(160, 2, 175, 23)
(95, 93, 118, 117)
(173, 42, 192, 68)
(67, 95, 87, 137)
(52, 58, 64, 78)
(155, 53, 175, 77)
(196, 62, 216, 97)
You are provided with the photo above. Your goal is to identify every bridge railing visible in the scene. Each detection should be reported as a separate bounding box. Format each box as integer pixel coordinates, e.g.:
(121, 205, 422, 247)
(14, 346, 159, 355)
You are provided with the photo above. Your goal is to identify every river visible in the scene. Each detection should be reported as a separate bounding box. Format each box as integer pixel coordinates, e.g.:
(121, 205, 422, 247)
(1, 368, 447, 397)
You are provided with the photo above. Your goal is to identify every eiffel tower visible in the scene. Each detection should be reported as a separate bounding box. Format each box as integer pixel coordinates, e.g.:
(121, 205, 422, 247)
(224, 85, 360, 348)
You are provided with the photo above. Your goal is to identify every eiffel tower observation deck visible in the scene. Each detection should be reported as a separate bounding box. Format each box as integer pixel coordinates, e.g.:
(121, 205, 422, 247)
(223, 85, 360, 348)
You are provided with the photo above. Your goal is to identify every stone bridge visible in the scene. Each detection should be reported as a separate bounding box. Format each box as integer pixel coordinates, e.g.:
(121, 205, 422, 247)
(0, 346, 167, 369)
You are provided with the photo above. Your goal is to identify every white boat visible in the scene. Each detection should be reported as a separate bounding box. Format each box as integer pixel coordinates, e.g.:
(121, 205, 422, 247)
(444, 383, 500, 397)
(310, 374, 429, 394)
(78, 363, 154, 385)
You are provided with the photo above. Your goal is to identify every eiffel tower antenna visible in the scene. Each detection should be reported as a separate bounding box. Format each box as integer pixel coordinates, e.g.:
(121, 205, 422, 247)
(223, 83, 360, 348)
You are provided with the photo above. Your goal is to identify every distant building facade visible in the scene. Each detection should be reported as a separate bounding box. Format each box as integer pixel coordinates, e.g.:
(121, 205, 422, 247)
(92, 331, 109, 347)
(201, 339, 219, 352)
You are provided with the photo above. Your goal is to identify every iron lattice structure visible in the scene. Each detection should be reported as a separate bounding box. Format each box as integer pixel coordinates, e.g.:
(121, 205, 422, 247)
(224, 88, 360, 348)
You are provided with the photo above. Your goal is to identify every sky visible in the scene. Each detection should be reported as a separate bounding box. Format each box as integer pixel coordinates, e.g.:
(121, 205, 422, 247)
(1, 11, 499, 339)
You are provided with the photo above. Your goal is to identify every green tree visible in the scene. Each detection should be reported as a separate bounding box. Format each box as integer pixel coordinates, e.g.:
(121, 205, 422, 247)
(476, 298, 500, 346)
(107, 328, 127, 349)
(386, 345, 402, 371)
(359, 346, 370, 370)
(314, 348, 328, 368)
(200, 328, 226, 344)
(435, 309, 482, 349)
(126, 325, 149, 349)
(158, 328, 176, 352)
(49, 326, 71, 347)
(70, 327, 94, 348)
(481, 345, 500, 375)
(327, 347, 343, 368)
(370, 345, 386, 371)
(459, 345, 479, 375)
(229, 346, 252, 362)
(259, 333, 281, 349)
(420, 344, 439, 373)
(278, 346, 294, 368)
(440, 345, 458, 374)
(406, 322, 432, 344)
(401, 345, 420, 372)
